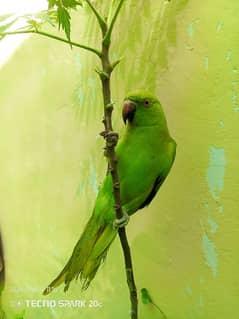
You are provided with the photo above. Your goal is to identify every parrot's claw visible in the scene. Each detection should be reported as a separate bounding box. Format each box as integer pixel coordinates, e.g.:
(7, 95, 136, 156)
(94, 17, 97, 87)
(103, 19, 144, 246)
(113, 211, 130, 230)
(100, 131, 119, 147)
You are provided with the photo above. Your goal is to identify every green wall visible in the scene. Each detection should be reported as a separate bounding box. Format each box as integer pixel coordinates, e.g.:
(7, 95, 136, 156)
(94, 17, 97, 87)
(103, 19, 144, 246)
(0, 0, 238, 318)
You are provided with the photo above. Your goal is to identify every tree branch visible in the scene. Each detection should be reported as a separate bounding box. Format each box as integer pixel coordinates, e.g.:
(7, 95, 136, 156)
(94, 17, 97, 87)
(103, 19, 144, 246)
(103, 0, 125, 46)
(0, 30, 102, 57)
(97, 1, 138, 316)
(84, 0, 107, 34)
(119, 228, 138, 318)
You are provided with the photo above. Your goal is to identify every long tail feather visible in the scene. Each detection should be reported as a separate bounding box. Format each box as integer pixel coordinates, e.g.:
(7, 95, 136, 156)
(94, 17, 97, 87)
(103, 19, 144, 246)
(43, 214, 116, 295)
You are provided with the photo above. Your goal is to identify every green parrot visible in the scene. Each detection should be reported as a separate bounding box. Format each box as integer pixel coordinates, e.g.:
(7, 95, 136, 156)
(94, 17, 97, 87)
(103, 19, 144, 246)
(43, 90, 176, 294)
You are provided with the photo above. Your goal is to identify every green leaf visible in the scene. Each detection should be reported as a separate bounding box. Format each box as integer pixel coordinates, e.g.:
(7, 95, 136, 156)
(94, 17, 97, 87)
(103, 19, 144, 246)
(13, 309, 25, 319)
(48, 0, 82, 10)
(57, 6, 71, 41)
(141, 288, 167, 318)
(63, 0, 82, 8)
(42, 10, 58, 27)
(22, 9, 57, 30)
(36, 9, 58, 27)
(141, 288, 153, 304)
(26, 18, 41, 30)
(48, 0, 57, 9)
(0, 9, 59, 40)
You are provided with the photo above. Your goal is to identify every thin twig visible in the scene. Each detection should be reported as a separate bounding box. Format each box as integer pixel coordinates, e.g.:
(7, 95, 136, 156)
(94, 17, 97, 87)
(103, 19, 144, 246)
(152, 302, 167, 319)
(84, 0, 107, 34)
(119, 228, 138, 318)
(0, 30, 102, 57)
(103, 0, 125, 46)
(111, 57, 122, 71)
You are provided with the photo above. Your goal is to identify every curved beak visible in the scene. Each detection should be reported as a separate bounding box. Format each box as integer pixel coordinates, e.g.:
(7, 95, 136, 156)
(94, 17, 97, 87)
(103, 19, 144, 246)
(122, 100, 136, 124)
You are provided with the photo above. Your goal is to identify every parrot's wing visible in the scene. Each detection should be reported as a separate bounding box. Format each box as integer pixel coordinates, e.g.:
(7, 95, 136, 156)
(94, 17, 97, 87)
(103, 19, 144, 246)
(138, 139, 176, 210)
(138, 174, 166, 209)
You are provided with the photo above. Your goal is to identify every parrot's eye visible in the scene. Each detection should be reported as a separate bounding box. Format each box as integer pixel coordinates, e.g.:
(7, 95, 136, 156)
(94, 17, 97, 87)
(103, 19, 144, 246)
(143, 99, 151, 107)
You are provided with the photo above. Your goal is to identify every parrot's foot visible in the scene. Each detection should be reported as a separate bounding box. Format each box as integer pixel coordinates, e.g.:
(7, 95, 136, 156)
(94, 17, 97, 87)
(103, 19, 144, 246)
(100, 131, 119, 147)
(106, 131, 119, 147)
(113, 211, 130, 230)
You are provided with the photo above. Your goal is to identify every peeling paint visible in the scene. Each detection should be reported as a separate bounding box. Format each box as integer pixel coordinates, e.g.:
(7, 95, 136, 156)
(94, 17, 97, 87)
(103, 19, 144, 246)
(206, 147, 226, 200)
(218, 120, 224, 127)
(202, 230, 218, 277)
(208, 215, 218, 234)
(188, 19, 200, 39)
(217, 205, 224, 214)
(233, 105, 239, 112)
(75, 180, 85, 197)
(226, 50, 232, 61)
(216, 21, 223, 32)
(204, 56, 209, 70)
(232, 66, 238, 74)
(188, 22, 194, 38)
(232, 92, 237, 103)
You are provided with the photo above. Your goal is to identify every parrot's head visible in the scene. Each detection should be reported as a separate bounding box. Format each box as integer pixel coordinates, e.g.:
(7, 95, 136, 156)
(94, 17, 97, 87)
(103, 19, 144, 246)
(122, 90, 168, 128)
